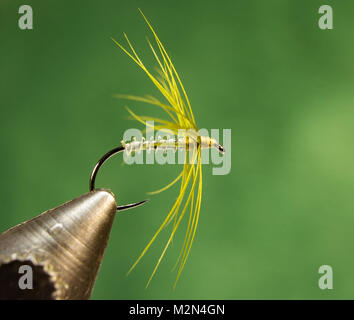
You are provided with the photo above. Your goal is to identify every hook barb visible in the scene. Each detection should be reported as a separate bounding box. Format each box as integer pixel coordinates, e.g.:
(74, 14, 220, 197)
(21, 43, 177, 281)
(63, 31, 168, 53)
(89, 145, 148, 212)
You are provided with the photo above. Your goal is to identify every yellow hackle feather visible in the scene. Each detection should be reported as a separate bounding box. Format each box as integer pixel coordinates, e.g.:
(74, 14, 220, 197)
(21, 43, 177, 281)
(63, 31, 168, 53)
(113, 9, 202, 288)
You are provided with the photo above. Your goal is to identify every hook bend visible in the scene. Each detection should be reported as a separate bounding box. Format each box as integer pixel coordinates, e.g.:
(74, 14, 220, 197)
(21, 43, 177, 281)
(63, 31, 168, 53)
(89, 145, 148, 212)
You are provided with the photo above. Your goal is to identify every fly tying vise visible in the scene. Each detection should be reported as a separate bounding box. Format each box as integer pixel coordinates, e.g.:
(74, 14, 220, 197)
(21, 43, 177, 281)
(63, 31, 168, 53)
(89, 9, 226, 287)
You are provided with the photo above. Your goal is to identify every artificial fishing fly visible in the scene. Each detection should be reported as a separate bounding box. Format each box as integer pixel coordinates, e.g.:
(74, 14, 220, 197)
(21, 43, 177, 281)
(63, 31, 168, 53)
(110, 9, 225, 288)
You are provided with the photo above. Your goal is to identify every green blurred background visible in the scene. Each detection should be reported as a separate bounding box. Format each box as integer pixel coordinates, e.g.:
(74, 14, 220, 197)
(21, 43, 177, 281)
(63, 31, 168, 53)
(1, 0, 354, 299)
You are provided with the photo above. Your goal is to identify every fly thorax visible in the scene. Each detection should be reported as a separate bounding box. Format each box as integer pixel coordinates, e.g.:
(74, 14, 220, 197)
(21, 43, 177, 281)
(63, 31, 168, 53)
(200, 136, 213, 149)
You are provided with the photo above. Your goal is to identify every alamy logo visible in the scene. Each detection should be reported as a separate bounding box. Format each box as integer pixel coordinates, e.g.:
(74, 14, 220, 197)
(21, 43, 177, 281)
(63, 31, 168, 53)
(318, 5, 333, 30)
(121, 122, 231, 175)
(318, 265, 333, 290)
(18, 265, 33, 290)
(18, 5, 33, 30)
